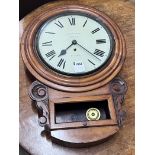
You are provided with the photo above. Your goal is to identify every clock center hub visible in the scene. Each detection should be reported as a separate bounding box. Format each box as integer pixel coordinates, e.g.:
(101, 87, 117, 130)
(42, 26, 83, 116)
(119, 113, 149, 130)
(72, 40, 77, 45)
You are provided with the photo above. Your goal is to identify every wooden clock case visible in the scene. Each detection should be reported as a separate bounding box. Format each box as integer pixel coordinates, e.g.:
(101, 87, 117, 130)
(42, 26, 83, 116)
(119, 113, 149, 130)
(20, 5, 127, 147)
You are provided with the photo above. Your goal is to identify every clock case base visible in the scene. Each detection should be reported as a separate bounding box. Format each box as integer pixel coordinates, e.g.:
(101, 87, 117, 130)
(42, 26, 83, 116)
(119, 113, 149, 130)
(29, 77, 127, 147)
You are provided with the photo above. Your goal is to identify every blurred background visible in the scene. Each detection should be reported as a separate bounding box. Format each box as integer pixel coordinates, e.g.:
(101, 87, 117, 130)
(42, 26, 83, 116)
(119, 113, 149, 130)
(19, 0, 134, 20)
(19, 0, 56, 19)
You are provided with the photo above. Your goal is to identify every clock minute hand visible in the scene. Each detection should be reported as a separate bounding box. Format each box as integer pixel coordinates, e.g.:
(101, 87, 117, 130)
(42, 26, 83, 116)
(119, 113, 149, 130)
(76, 42, 101, 61)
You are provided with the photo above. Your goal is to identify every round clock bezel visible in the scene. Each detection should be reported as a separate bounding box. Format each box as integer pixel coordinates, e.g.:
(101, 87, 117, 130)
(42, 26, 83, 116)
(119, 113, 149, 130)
(35, 12, 115, 76)
(21, 5, 126, 92)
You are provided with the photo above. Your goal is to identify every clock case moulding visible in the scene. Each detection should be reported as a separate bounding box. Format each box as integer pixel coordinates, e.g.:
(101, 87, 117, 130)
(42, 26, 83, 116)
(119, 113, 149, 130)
(20, 5, 127, 147)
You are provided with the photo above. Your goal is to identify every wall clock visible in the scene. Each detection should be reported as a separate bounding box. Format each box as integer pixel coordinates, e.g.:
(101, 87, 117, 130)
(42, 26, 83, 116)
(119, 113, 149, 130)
(20, 4, 127, 147)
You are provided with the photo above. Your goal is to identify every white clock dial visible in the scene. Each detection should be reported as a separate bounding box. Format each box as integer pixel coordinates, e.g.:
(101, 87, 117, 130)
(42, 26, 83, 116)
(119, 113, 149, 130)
(36, 13, 114, 76)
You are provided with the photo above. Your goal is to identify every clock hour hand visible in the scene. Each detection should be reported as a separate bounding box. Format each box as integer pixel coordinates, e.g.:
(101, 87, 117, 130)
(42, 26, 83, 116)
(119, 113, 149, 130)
(58, 49, 66, 57)
(58, 40, 77, 57)
(76, 42, 101, 61)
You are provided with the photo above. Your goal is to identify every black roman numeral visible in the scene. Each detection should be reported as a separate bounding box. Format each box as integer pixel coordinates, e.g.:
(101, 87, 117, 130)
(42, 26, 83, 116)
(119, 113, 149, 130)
(88, 59, 95, 65)
(45, 50, 56, 60)
(91, 28, 100, 34)
(55, 21, 64, 28)
(83, 19, 88, 27)
(94, 49, 105, 57)
(96, 39, 106, 44)
(42, 41, 52, 46)
(45, 32, 55, 34)
(57, 58, 66, 69)
(68, 17, 75, 25)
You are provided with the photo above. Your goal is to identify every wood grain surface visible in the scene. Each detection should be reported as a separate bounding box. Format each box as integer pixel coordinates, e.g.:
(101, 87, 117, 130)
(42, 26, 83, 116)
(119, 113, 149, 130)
(19, 0, 135, 154)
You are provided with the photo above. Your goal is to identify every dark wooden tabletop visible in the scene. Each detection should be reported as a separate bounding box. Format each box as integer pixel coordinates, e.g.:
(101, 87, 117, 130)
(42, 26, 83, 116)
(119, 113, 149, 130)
(19, 0, 135, 154)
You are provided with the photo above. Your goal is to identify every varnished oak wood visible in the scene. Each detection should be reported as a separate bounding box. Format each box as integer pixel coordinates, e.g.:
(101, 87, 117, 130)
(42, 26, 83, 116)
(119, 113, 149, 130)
(51, 126, 119, 147)
(19, 0, 134, 154)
